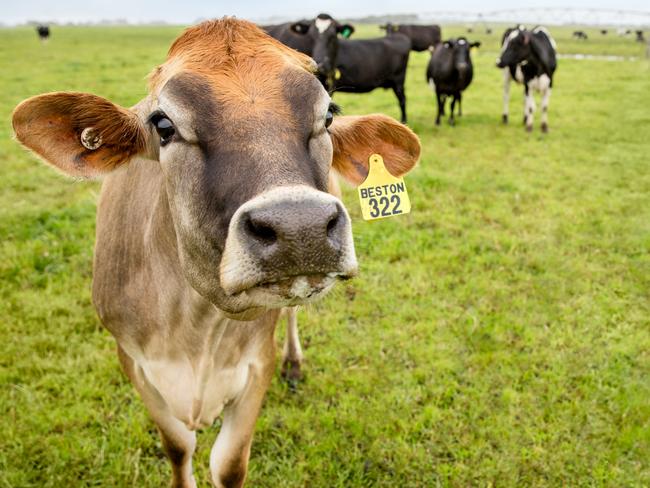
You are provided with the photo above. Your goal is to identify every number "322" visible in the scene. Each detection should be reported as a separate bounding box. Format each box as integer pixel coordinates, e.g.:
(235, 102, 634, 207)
(368, 195, 402, 218)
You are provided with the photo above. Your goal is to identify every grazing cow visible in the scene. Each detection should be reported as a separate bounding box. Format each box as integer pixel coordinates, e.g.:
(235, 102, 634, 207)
(36, 24, 49, 42)
(262, 13, 354, 90)
(636, 30, 645, 42)
(600, 29, 608, 35)
(12, 18, 420, 488)
(572, 30, 588, 40)
(333, 34, 412, 123)
(427, 37, 480, 126)
(379, 23, 442, 51)
(617, 28, 632, 36)
(497, 25, 557, 133)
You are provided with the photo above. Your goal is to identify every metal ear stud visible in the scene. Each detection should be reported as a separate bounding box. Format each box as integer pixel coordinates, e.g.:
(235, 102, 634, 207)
(80, 127, 103, 150)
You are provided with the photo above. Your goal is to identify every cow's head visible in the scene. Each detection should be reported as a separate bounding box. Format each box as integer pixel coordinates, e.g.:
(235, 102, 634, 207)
(438, 38, 480, 78)
(290, 13, 354, 90)
(12, 19, 419, 317)
(496, 26, 528, 68)
(446, 37, 480, 69)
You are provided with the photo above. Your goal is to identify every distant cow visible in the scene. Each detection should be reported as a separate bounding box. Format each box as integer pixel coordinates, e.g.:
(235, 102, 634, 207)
(380, 23, 441, 51)
(12, 18, 420, 487)
(573, 30, 588, 40)
(617, 28, 632, 36)
(334, 34, 412, 123)
(636, 30, 645, 42)
(486, 27, 493, 34)
(36, 25, 49, 42)
(600, 29, 608, 35)
(427, 38, 480, 126)
(497, 25, 557, 132)
(263, 13, 354, 90)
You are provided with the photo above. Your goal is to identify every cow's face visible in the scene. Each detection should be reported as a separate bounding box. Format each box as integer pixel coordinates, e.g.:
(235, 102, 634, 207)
(291, 14, 354, 90)
(12, 19, 419, 317)
(496, 28, 529, 68)
(450, 38, 480, 70)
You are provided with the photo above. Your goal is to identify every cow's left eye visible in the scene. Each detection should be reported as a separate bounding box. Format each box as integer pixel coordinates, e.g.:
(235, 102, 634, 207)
(325, 110, 334, 128)
(149, 111, 176, 147)
(325, 103, 340, 128)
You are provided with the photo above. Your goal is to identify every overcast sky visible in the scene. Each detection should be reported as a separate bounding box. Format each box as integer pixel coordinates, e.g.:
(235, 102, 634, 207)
(3, 0, 650, 25)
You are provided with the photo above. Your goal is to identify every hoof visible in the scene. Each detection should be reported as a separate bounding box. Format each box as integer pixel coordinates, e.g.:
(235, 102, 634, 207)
(502, 114, 508, 124)
(435, 119, 441, 126)
(541, 123, 549, 133)
(525, 124, 533, 133)
(449, 118, 455, 126)
(281, 359, 303, 386)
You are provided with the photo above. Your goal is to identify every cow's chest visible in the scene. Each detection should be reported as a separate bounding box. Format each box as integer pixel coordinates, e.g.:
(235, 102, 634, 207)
(128, 319, 275, 430)
(514, 64, 525, 83)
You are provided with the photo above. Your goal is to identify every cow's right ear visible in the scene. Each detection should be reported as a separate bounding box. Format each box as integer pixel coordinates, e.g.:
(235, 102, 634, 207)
(328, 114, 421, 185)
(338, 24, 355, 38)
(12, 92, 150, 179)
(290, 21, 311, 35)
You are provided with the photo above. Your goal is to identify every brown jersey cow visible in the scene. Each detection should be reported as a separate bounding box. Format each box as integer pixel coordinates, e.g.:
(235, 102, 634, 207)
(12, 18, 420, 488)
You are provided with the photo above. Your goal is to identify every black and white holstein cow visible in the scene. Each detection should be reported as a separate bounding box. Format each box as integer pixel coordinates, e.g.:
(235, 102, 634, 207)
(36, 24, 50, 43)
(497, 26, 557, 133)
(13, 18, 420, 487)
(334, 34, 412, 123)
(379, 23, 442, 51)
(427, 37, 480, 126)
(263, 13, 354, 90)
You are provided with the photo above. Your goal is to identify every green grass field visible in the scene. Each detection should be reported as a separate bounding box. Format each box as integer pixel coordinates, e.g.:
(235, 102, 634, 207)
(1, 23, 649, 487)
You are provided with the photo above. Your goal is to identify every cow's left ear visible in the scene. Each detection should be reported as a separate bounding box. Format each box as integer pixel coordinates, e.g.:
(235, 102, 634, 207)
(470, 41, 481, 48)
(338, 24, 354, 38)
(328, 114, 420, 185)
(12, 92, 150, 178)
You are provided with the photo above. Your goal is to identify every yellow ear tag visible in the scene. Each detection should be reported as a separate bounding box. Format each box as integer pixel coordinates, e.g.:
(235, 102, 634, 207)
(358, 154, 411, 221)
(335, 69, 342, 80)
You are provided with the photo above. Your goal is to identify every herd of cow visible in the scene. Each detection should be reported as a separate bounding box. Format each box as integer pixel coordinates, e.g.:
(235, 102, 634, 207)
(573, 28, 645, 42)
(35, 16, 558, 132)
(261, 14, 558, 132)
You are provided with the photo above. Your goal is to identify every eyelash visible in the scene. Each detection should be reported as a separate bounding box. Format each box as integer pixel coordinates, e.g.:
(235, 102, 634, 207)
(329, 103, 341, 116)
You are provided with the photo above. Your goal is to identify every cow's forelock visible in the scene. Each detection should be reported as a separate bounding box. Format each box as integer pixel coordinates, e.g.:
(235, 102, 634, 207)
(315, 18, 333, 34)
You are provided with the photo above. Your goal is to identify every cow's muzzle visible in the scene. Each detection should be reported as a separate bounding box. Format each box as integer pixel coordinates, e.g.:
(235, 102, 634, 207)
(220, 186, 358, 306)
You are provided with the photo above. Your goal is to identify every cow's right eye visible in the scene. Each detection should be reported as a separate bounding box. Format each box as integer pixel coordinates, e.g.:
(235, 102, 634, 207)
(149, 112, 176, 146)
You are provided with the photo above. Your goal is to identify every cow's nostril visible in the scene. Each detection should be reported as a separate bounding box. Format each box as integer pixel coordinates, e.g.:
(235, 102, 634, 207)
(326, 212, 339, 238)
(245, 216, 277, 245)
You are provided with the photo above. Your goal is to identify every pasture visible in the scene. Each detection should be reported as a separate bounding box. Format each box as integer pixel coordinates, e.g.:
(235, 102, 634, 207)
(1, 23, 649, 487)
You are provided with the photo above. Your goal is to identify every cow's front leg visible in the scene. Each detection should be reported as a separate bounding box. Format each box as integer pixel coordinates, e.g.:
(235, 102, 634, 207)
(117, 346, 197, 488)
(524, 84, 536, 132)
(393, 83, 407, 123)
(539, 75, 552, 133)
(502, 68, 511, 123)
(449, 94, 458, 125)
(210, 358, 275, 488)
(281, 306, 303, 382)
(435, 92, 444, 126)
(540, 86, 551, 132)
